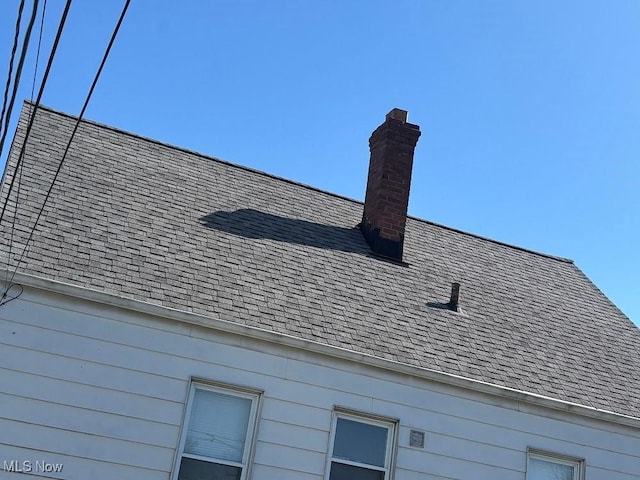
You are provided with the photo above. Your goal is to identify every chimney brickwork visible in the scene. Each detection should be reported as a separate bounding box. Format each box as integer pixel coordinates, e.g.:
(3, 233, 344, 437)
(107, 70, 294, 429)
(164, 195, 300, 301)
(361, 108, 421, 261)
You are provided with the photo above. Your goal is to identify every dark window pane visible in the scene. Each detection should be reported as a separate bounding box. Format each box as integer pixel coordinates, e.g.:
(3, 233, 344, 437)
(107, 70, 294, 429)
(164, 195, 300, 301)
(177, 457, 242, 480)
(329, 462, 385, 480)
(333, 418, 388, 467)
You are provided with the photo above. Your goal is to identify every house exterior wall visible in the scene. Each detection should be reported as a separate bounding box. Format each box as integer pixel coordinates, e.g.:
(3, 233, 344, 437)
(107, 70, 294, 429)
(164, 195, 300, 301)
(0, 285, 638, 480)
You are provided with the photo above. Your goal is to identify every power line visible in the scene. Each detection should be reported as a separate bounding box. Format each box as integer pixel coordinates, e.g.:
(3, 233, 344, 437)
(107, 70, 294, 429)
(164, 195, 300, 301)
(1, 0, 40, 291)
(0, 0, 73, 228)
(0, 0, 25, 136)
(4, 0, 48, 297)
(1, 0, 132, 305)
(30, 0, 48, 101)
(0, 0, 72, 306)
(0, 0, 39, 161)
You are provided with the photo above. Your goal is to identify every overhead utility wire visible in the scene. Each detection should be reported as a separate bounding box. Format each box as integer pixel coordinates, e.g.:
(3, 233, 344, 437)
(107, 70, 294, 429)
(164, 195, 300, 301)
(31, 0, 48, 100)
(1, 0, 39, 291)
(0, 0, 71, 306)
(5, 0, 48, 297)
(0, 0, 39, 161)
(0, 0, 72, 227)
(0, 0, 27, 295)
(0, 0, 25, 138)
(1, 0, 132, 306)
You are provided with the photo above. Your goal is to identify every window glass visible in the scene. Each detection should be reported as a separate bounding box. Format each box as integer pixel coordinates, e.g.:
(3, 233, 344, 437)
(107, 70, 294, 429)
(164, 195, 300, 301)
(329, 462, 385, 480)
(184, 389, 252, 462)
(178, 457, 242, 480)
(327, 413, 395, 480)
(332, 418, 388, 467)
(174, 383, 259, 480)
(528, 458, 574, 480)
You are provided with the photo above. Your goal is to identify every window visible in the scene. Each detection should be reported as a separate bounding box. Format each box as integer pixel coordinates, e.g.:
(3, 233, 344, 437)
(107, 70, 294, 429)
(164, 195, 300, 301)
(174, 382, 261, 480)
(326, 410, 396, 480)
(526, 449, 584, 480)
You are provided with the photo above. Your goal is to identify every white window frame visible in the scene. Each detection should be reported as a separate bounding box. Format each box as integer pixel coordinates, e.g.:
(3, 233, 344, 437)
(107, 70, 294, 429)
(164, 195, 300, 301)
(325, 408, 397, 480)
(526, 448, 585, 480)
(172, 380, 262, 480)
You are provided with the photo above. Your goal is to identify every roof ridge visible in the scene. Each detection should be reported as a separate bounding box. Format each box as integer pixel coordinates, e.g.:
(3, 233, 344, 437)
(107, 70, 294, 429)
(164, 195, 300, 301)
(26, 101, 365, 200)
(416, 218, 574, 263)
(29, 101, 573, 265)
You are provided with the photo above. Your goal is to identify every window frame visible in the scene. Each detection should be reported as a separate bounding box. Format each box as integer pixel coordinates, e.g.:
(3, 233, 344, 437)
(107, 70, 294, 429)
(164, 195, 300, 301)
(172, 379, 262, 480)
(325, 408, 398, 480)
(526, 448, 585, 480)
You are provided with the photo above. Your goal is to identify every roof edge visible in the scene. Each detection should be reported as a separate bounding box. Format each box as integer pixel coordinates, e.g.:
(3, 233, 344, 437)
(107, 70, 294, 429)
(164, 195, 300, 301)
(24, 101, 573, 265)
(4, 269, 638, 430)
(415, 217, 573, 263)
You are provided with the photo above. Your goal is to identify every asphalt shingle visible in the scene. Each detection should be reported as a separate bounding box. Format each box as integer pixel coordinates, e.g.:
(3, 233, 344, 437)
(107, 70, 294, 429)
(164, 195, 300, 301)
(2, 103, 640, 418)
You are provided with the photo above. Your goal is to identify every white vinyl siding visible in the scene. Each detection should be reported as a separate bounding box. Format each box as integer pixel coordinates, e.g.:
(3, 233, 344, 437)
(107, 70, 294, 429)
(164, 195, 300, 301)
(174, 383, 260, 480)
(1, 287, 639, 479)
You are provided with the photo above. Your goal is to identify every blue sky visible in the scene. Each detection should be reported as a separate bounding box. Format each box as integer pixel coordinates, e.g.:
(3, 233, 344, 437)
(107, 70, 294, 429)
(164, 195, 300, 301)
(0, 1, 638, 325)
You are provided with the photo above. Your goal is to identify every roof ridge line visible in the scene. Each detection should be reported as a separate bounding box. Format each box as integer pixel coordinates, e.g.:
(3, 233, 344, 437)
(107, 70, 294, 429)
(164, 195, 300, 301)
(415, 217, 574, 264)
(29, 101, 573, 265)
(26, 101, 366, 202)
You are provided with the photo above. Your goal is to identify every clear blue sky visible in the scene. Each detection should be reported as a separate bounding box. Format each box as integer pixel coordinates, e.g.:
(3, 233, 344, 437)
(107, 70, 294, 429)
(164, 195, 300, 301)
(1, 1, 638, 325)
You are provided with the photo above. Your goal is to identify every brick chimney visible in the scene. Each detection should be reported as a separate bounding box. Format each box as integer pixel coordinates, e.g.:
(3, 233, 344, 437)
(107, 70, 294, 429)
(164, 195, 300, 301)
(360, 108, 421, 261)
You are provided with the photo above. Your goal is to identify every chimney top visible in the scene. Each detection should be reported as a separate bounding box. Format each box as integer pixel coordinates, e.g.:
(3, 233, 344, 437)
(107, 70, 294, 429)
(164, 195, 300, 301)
(386, 108, 408, 123)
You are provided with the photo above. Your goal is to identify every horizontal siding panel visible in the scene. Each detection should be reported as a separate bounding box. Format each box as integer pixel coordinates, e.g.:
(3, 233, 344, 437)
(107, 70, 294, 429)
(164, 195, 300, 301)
(0, 470, 59, 479)
(0, 392, 179, 449)
(400, 449, 523, 480)
(0, 466, 60, 480)
(1, 342, 185, 402)
(1, 368, 183, 425)
(25, 289, 194, 336)
(251, 463, 322, 480)
(587, 464, 640, 480)
(285, 359, 640, 465)
(0, 317, 296, 395)
(257, 418, 329, 453)
(0, 291, 638, 479)
(254, 442, 326, 475)
(0, 316, 279, 396)
(2, 299, 288, 378)
(261, 373, 374, 413)
(260, 397, 331, 431)
(384, 400, 640, 476)
(287, 357, 640, 455)
(0, 444, 166, 480)
(397, 428, 523, 472)
(0, 419, 173, 472)
(395, 469, 452, 480)
(0, 317, 199, 380)
(387, 392, 640, 458)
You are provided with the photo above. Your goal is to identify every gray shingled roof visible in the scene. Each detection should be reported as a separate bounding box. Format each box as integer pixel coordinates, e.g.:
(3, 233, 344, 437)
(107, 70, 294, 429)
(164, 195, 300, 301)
(2, 103, 640, 418)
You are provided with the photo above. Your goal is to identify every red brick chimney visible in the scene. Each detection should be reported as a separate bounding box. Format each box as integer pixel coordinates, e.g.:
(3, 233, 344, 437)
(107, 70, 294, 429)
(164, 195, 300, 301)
(360, 108, 421, 261)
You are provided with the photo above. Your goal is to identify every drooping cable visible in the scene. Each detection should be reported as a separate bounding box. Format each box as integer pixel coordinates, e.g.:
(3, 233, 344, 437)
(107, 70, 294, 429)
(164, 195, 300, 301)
(4, 0, 48, 299)
(1, 0, 132, 306)
(0, 0, 72, 305)
(31, 0, 48, 101)
(0, 0, 39, 161)
(0, 0, 25, 137)
(0, 0, 73, 228)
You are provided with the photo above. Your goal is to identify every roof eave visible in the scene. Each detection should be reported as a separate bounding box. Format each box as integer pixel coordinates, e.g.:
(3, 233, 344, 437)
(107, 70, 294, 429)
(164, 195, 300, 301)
(3, 268, 640, 430)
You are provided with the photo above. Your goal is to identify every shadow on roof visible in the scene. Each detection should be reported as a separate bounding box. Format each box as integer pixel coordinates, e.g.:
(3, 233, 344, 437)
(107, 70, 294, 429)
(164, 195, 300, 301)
(199, 209, 372, 255)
